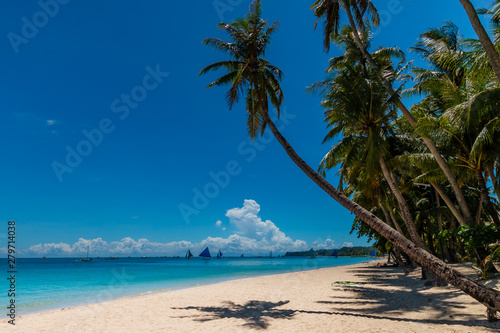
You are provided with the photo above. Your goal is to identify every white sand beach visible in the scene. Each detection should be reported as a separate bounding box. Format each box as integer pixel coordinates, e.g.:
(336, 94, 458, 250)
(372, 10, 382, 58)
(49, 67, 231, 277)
(2, 261, 499, 332)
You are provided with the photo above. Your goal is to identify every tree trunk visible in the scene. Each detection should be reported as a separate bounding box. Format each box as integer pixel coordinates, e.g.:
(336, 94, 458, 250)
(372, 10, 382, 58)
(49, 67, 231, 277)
(435, 189, 453, 263)
(388, 208, 405, 236)
(379, 156, 423, 247)
(261, 110, 500, 320)
(431, 182, 467, 227)
(458, 0, 500, 82)
(343, 4, 474, 226)
(425, 223, 437, 256)
(476, 169, 500, 226)
(379, 199, 412, 273)
(379, 198, 404, 235)
(476, 196, 484, 226)
(448, 214, 460, 263)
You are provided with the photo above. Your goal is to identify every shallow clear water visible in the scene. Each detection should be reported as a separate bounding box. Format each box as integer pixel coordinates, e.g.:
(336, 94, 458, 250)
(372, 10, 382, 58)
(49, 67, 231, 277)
(0, 256, 373, 315)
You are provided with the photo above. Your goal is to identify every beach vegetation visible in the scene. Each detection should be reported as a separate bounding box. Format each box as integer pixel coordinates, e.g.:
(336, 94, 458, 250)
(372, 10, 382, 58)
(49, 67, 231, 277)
(201, 0, 500, 321)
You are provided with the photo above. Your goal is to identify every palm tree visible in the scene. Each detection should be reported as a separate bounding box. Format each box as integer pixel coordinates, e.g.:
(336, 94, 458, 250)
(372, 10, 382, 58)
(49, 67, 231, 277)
(310, 41, 423, 248)
(458, 0, 500, 82)
(199, 2, 283, 139)
(409, 22, 500, 226)
(311, 0, 475, 227)
(201, 0, 500, 319)
(441, 89, 500, 226)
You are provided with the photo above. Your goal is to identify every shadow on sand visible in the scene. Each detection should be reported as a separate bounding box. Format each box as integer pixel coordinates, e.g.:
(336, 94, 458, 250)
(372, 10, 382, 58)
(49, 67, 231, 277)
(172, 300, 295, 329)
(315, 266, 498, 330)
(172, 266, 498, 330)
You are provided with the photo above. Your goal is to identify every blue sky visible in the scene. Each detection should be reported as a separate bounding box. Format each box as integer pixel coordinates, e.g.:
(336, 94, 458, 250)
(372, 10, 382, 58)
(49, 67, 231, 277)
(0, 0, 492, 257)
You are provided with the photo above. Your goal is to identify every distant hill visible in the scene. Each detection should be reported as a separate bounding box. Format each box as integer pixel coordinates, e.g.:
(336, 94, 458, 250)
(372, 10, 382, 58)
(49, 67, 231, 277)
(284, 246, 374, 257)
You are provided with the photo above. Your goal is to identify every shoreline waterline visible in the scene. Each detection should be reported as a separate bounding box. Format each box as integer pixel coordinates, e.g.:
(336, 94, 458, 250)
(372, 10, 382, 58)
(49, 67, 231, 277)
(3, 260, 498, 333)
(1, 256, 378, 317)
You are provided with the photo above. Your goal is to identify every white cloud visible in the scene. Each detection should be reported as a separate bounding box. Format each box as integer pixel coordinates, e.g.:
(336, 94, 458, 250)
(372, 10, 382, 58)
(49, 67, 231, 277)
(312, 239, 335, 249)
(25, 237, 194, 257)
(23, 200, 314, 257)
(342, 242, 354, 248)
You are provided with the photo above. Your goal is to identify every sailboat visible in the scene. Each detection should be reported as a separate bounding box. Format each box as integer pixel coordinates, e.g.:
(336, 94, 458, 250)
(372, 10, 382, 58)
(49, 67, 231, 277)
(269, 251, 273, 258)
(332, 250, 338, 258)
(199, 247, 211, 260)
(79, 246, 92, 262)
(186, 249, 194, 259)
(369, 250, 377, 257)
(240, 254, 244, 258)
(216, 249, 223, 259)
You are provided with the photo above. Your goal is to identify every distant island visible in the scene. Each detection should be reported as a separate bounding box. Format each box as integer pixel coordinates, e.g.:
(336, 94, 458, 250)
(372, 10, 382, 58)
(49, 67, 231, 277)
(284, 246, 374, 257)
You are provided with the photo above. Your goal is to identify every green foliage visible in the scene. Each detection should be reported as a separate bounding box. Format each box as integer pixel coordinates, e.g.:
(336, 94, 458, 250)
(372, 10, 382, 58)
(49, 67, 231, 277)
(455, 224, 500, 249)
(200, 0, 284, 139)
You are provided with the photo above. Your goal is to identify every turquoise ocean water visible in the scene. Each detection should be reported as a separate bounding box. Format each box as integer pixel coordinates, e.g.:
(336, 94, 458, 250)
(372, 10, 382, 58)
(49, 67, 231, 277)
(1, 256, 374, 315)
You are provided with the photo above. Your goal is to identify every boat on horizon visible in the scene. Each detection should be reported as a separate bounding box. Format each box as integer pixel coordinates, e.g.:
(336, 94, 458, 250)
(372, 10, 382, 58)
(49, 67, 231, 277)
(79, 246, 92, 262)
(199, 247, 211, 260)
(106, 256, 118, 260)
(186, 249, 194, 259)
(216, 249, 223, 259)
(332, 250, 338, 258)
(269, 251, 273, 258)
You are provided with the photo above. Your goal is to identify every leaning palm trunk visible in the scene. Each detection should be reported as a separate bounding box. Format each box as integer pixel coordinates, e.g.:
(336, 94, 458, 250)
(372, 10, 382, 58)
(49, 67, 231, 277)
(379, 198, 404, 235)
(379, 156, 423, 247)
(458, 0, 500, 82)
(342, 4, 474, 226)
(379, 199, 413, 273)
(262, 110, 500, 320)
(431, 182, 467, 227)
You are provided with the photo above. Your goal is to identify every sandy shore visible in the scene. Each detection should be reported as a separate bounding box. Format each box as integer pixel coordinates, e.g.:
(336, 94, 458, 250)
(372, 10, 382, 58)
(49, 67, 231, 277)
(2, 261, 499, 332)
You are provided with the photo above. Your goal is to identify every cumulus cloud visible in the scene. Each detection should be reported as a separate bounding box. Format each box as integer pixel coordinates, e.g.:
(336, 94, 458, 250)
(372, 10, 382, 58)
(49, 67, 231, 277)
(23, 200, 316, 257)
(225, 199, 308, 252)
(312, 239, 335, 249)
(342, 242, 354, 248)
(25, 237, 194, 257)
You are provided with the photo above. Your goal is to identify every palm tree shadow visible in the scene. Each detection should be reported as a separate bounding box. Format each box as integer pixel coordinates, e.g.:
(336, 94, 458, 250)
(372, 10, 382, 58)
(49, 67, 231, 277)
(172, 300, 295, 329)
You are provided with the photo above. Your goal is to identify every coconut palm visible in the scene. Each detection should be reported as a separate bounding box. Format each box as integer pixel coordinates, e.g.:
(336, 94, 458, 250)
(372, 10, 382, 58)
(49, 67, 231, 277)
(458, 0, 500, 82)
(310, 47, 423, 248)
(408, 22, 500, 226)
(311, 0, 475, 227)
(439, 89, 500, 226)
(199, 1, 283, 139)
(201, 0, 500, 319)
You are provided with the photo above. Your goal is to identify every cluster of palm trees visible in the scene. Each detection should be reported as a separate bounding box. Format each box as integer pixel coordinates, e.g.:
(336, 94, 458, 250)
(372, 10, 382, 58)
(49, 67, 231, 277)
(199, 0, 500, 320)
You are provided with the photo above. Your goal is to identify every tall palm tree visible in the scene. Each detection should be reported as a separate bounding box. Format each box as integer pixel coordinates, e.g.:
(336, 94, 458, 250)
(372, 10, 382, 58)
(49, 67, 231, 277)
(440, 89, 500, 226)
(409, 22, 500, 226)
(201, 0, 500, 319)
(458, 0, 500, 82)
(199, 2, 283, 139)
(311, 0, 475, 227)
(310, 44, 423, 248)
